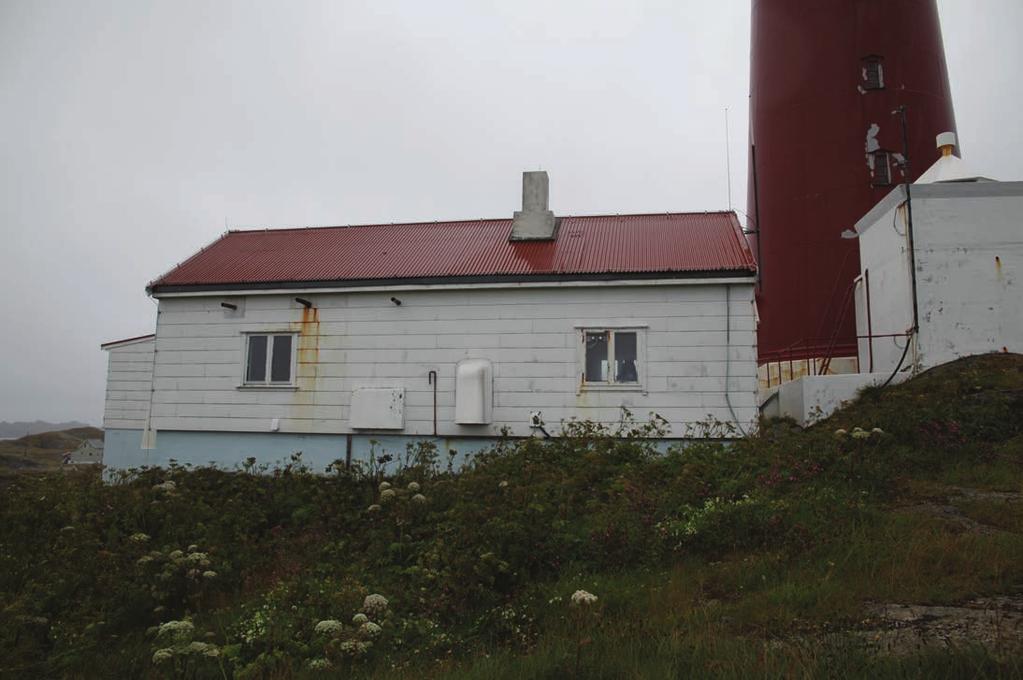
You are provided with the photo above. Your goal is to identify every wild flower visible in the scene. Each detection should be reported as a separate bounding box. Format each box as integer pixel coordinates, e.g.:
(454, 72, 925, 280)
(129, 532, 150, 543)
(851, 427, 870, 440)
(352, 613, 369, 625)
(363, 593, 389, 617)
(152, 480, 176, 492)
(339, 639, 371, 656)
(407, 481, 421, 492)
(168, 550, 184, 560)
(202, 570, 217, 579)
(360, 621, 383, 638)
(186, 552, 211, 567)
(570, 590, 598, 606)
(833, 429, 848, 438)
(137, 556, 154, 566)
(411, 493, 427, 504)
(871, 427, 885, 435)
(185, 641, 220, 657)
(308, 658, 332, 671)
(152, 648, 174, 664)
(187, 544, 198, 552)
(314, 619, 344, 635)
(499, 480, 509, 488)
(367, 504, 382, 513)
(379, 481, 392, 492)
(157, 619, 195, 644)
(380, 489, 397, 502)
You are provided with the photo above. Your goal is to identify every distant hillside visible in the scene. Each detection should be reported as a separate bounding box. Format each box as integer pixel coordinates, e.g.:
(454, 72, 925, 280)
(0, 421, 92, 438)
(9, 427, 103, 451)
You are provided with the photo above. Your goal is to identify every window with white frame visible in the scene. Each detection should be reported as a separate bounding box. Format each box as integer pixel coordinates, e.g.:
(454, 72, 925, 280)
(244, 333, 296, 385)
(580, 328, 644, 388)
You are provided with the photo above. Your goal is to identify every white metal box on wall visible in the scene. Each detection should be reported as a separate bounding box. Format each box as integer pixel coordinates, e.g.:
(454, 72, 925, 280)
(350, 387, 405, 429)
(455, 359, 493, 424)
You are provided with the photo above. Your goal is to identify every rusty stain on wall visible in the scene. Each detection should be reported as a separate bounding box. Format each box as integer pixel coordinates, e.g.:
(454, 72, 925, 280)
(290, 306, 321, 414)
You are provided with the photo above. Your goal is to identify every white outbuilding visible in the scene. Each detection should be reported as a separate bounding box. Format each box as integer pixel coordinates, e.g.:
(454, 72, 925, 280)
(853, 133, 1022, 375)
(766, 133, 1023, 425)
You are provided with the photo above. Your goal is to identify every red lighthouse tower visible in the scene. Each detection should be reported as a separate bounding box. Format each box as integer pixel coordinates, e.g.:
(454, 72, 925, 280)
(748, 0, 957, 379)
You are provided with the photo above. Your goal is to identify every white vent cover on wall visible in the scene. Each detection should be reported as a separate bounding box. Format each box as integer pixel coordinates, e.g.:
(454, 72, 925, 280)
(350, 387, 405, 429)
(455, 359, 493, 424)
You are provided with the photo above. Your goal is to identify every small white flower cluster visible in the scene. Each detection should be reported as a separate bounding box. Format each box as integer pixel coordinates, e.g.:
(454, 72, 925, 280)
(129, 532, 150, 543)
(362, 593, 389, 618)
(152, 648, 174, 664)
(151, 622, 220, 666)
(152, 480, 177, 493)
(312, 598, 388, 660)
(184, 641, 220, 658)
(308, 658, 332, 671)
(360, 621, 382, 637)
(157, 619, 195, 644)
(570, 590, 598, 606)
(339, 639, 372, 656)
(499, 480, 509, 489)
(314, 619, 344, 635)
(835, 426, 885, 440)
(368, 481, 428, 511)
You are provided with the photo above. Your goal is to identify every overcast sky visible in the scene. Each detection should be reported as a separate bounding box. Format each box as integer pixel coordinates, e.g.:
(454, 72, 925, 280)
(1, 1, 1021, 426)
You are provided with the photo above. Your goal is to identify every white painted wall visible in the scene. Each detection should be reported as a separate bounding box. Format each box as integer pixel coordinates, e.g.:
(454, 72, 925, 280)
(856, 182, 1023, 374)
(133, 283, 757, 438)
(102, 337, 154, 430)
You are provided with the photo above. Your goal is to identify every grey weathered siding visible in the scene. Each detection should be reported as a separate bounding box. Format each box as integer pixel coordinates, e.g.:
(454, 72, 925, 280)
(147, 283, 757, 437)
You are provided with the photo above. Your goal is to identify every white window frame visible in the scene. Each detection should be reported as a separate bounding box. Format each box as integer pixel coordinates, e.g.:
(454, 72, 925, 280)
(239, 331, 298, 389)
(575, 324, 647, 394)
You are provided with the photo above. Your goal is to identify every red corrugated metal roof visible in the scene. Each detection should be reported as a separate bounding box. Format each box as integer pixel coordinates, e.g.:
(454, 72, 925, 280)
(148, 212, 756, 292)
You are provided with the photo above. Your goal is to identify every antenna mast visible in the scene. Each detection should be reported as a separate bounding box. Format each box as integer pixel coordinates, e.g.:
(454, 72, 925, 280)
(725, 107, 733, 210)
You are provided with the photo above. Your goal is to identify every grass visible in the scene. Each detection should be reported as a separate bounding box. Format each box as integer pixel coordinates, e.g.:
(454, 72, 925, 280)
(1, 354, 1022, 678)
(0, 426, 102, 477)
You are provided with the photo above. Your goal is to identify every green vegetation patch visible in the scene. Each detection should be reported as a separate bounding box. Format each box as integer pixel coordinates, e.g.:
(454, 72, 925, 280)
(2, 354, 1022, 678)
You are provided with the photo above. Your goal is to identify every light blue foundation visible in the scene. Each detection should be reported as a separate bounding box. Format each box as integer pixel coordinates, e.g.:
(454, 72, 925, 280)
(103, 429, 699, 474)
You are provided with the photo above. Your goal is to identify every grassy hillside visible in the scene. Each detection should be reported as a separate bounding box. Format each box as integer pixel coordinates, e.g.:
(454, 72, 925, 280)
(0, 426, 103, 475)
(1, 355, 1022, 678)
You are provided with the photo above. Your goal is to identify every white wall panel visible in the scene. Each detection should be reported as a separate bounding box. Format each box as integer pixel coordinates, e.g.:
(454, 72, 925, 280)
(139, 283, 758, 436)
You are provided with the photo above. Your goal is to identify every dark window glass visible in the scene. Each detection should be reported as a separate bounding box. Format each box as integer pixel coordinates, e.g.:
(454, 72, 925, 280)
(863, 58, 884, 90)
(872, 151, 891, 186)
(614, 332, 638, 382)
(585, 332, 608, 382)
(246, 335, 267, 382)
(270, 335, 292, 382)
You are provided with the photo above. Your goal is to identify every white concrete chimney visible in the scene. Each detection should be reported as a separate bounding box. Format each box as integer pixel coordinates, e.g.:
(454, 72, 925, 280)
(510, 171, 557, 240)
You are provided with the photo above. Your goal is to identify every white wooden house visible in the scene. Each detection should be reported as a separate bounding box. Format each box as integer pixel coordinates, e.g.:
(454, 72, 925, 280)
(102, 173, 758, 471)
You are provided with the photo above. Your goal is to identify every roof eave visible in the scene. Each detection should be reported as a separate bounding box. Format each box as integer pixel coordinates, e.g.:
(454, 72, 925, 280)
(149, 269, 757, 296)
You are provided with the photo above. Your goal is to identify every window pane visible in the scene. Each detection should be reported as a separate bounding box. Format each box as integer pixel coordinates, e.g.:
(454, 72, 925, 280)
(246, 335, 267, 382)
(585, 332, 608, 382)
(614, 332, 638, 383)
(270, 335, 292, 382)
